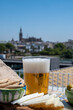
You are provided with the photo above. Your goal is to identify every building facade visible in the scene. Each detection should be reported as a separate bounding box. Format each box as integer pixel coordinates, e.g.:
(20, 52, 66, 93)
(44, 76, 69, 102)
(10, 28, 54, 53)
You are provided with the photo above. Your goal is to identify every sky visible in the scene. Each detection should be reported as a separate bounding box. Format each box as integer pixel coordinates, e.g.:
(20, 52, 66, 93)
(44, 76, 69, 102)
(0, 0, 73, 42)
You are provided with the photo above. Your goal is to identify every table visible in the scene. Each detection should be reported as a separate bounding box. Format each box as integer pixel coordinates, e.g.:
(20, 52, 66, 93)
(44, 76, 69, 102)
(0, 103, 33, 110)
(0, 101, 73, 110)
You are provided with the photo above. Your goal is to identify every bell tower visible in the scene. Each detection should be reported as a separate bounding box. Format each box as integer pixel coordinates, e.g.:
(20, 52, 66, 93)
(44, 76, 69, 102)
(19, 28, 23, 41)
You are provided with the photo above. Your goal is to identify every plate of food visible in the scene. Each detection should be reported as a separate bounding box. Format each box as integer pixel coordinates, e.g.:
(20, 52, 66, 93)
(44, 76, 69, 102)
(11, 92, 73, 110)
(0, 59, 26, 103)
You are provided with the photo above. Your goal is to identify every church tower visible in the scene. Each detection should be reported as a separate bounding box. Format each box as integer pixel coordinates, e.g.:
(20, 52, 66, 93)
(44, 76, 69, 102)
(19, 28, 23, 41)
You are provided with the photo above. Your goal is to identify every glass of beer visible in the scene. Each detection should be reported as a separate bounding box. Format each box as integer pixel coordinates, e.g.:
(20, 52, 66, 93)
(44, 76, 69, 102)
(23, 57, 50, 95)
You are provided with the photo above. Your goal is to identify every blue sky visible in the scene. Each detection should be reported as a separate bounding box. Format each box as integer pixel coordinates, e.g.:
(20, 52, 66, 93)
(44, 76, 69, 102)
(0, 0, 73, 42)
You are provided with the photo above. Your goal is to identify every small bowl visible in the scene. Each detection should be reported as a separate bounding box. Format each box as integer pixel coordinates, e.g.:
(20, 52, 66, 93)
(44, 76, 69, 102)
(0, 86, 26, 103)
(65, 89, 73, 105)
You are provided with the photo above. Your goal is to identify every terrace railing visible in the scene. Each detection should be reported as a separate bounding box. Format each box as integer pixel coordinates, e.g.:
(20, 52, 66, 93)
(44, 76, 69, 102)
(15, 69, 73, 92)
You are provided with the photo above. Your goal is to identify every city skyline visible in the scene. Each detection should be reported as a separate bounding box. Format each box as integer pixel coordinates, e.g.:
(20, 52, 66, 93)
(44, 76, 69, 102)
(0, 0, 73, 42)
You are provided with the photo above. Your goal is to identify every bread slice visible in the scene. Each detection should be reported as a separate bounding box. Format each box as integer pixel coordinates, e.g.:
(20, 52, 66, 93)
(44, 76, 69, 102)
(0, 78, 8, 84)
(29, 103, 64, 110)
(6, 83, 25, 89)
(0, 59, 24, 89)
(29, 97, 64, 110)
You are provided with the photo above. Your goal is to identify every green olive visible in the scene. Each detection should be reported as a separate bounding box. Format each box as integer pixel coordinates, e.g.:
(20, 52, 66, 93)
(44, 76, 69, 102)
(67, 84, 73, 91)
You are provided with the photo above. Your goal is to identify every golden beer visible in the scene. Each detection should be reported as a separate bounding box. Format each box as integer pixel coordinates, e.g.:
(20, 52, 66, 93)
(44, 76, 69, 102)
(24, 73, 49, 94)
(23, 58, 50, 95)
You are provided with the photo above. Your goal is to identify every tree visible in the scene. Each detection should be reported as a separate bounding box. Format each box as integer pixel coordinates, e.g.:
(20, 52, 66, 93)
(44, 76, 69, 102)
(60, 49, 73, 59)
(45, 48, 55, 55)
(54, 43, 66, 51)
(40, 48, 55, 56)
(5, 43, 15, 53)
(40, 50, 49, 55)
(44, 44, 48, 49)
(54, 48, 61, 55)
(0, 44, 6, 53)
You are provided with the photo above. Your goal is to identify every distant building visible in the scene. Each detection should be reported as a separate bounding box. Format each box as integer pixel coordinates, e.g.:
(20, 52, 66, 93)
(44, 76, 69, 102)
(0, 41, 7, 44)
(44, 41, 54, 49)
(64, 39, 73, 49)
(24, 37, 42, 42)
(10, 28, 54, 53)
(19, 28, 23, 41)
(19, 28, 42, 42)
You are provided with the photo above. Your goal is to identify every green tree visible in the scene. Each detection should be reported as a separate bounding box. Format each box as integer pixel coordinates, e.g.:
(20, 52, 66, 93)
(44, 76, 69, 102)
(60, 49, 73, 59)
(45, 48, 52, 51)
(53, 43, 66, 55)
(40, 48, 55, 56)
(54, 48, 61, 55)
(45, 48, 55, 55)
(0, 44, 6, 53)
(44, 45, 48, 49)
(40, 50, 49, 55)
(54, 43, 66, 51)
(5, 43, 15, 53)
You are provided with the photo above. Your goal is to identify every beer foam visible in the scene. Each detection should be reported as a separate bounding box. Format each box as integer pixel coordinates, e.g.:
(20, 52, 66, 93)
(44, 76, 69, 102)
(23, 58, 50, 73)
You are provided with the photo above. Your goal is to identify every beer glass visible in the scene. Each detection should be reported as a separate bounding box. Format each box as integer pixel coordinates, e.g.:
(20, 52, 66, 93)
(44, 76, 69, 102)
(23, 57, 50, 95)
